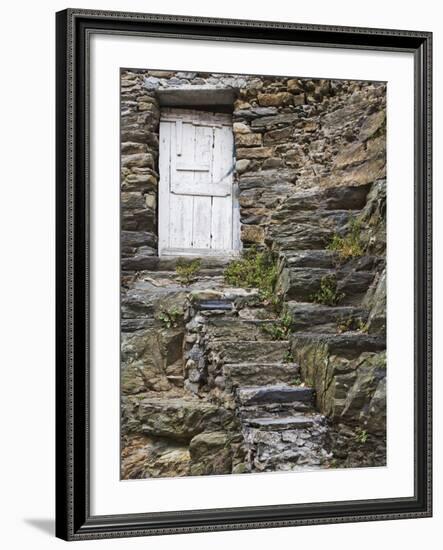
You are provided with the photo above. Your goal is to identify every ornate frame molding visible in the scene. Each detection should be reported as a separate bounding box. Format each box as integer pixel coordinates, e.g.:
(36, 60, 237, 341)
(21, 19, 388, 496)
(55, 9, 432, 540)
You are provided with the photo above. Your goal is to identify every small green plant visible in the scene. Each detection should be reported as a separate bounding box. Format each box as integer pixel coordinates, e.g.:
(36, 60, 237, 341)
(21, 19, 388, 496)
(354, 428, 369, 444)
(336, 316, 369, 333)
(337, 316, 354, 333)
(262, 312, 292, 340)
(157, 307, 183, 329)
(311, 275, 345, 306)
(293, 376, 302, 386)
(357, 318, 369, 333)
(175, 259, 201, 286)
(283, 350, 294, 363)
(224, 247, 280, 307)
(328, 217, 365, 260)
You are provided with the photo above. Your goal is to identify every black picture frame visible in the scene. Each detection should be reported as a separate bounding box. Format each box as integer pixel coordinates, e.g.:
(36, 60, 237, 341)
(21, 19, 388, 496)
(55, 8, 432, 541)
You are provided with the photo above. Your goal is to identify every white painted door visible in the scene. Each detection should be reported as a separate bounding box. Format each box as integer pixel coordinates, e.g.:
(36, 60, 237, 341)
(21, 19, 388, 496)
(159, 108, 240, 256)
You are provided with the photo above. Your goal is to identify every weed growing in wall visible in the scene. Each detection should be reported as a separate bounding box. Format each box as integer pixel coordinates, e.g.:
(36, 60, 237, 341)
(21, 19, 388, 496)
(262, 312, 292, 340)
(336, 316, 355, 333)
(354, 428, 369, 445)
(311, 275, 345, 306)
(328, 217, 365, 260)
(224, 247, 280, 308)
(175, 259, 201, 286)
(336, 316, 369, 334)
(157, 307, 183, 329)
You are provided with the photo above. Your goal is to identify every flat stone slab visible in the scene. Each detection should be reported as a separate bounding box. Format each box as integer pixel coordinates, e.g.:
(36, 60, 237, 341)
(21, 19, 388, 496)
(246, 415, 317, 430)
(279, 267, 375, 302)
(206, 318, 279, 341)
(122, 396, 239, 442)
(274, 184, 371, 212)
(291, 332, 386, 359)
(223, 362, 299, 387)
(237, 385, 314, 406)
(212, 340, 290, 363)
(281, 250, 339, 269)
(286, 302, 367, 333)
(146, 256, 233, 271)
(197, 300, 233, 311)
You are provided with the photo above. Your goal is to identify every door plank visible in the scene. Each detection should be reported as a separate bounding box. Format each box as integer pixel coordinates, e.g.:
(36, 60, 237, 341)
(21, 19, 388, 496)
(211, 125, 233, 250)
(193, 197, 212, 249)
(158, 120, 172, 252)
(192, 126, 213, 249)
(175, 120, 182, 156)
(169, 121, 193, 249)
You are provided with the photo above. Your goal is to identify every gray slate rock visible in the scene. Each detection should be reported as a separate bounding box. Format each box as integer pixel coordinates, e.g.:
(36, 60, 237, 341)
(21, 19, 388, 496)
(210, 340, 290, 363)
(286, 302, 368, 333)
(237, 385, 315, 406)
(223, 362, 299, 389)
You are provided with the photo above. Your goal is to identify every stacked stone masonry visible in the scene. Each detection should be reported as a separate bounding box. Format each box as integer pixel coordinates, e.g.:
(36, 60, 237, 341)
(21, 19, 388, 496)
(121, 69, 386, 478)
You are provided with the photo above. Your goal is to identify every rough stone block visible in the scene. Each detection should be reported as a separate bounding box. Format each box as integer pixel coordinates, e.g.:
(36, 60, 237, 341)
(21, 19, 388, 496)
(235, 159, 251, 174)
(189, 431, 233, 475)
(257, 92, 294, 107)
(122, 396, 238, 442)
(121, 153, 155, 170)
(287, 79, 304, 93)
(236, 147, 274, 159)
(263, 126, 294, 145)
(235, 133, 263, 147)
(233, 122, 251, 134)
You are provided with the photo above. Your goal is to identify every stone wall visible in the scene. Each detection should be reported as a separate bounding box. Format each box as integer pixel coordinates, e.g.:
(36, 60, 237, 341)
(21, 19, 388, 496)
(121, 69, 386, 256)
(120, 69, 387, 477)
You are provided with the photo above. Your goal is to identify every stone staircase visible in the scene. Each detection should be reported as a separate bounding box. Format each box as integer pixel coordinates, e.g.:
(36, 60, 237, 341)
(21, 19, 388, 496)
(266, 184, 387, 467)
(236, 384, 330, 472)
(188, 291, 331, 473)
(122, 182, 387, 477)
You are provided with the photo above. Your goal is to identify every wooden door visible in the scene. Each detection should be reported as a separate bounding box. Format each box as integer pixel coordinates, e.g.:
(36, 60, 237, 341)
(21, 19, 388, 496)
(158, 108, 239, 256)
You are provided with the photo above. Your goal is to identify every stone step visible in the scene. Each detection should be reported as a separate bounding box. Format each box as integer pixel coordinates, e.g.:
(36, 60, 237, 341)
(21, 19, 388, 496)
(291, 331, 386, 360)
(237, 385, 315, 406)
(269, 224, 334, 251)
(245, 415, 317, 430)
(196, 300, 234, 312)
(273, 183, 371, 213)
(272, 208, 354, 226)
(205, 317, 280, 342)
(133, 255, 234, 272)
(252, 445, 330, 471)
(269, 210, 355, 251)
(285, 302, 368, 333)
(239, 401, 314, 416)
(122, 395, 239, 442)
(133, 269, 226, 282)
(223, 362, 299, 388)
(210, 340, 290, 363)
(279, 250, 385, 272)
(189, 288, 260, 311)
(278, 267, 375, 303)
(237, 307, 280, 321)
(241, 410, 331, 471)
(123, 273, 227, 299)
(279, 250, 339, 269)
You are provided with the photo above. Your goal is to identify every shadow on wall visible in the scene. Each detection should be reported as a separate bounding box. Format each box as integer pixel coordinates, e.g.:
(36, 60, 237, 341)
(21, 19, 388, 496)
(23, 518, 54, 536)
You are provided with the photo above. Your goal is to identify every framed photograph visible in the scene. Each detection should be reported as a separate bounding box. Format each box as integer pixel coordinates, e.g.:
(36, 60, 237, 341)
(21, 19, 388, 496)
(55, 8, 432, 541)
